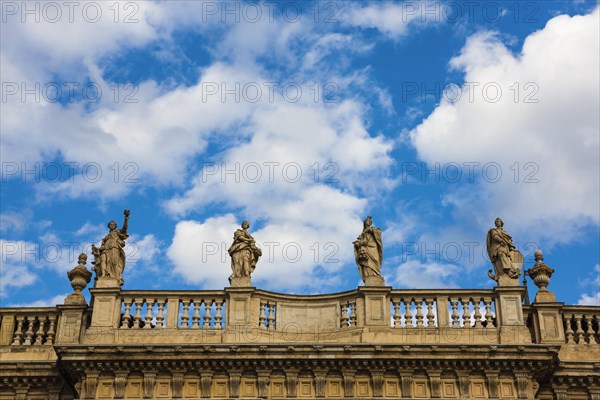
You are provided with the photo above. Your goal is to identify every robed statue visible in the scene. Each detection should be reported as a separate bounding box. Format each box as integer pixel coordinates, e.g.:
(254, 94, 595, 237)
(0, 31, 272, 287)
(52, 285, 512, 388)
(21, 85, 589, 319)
(228, 220, 262, 286)
(353, 216, 384, 285)
(92, 209, 130, 286)
(486, 217, 524, 285)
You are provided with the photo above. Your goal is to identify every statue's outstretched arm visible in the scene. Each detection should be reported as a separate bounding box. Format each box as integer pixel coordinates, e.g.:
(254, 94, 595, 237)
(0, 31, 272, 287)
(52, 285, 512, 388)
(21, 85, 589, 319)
(122, 209, 130, 233)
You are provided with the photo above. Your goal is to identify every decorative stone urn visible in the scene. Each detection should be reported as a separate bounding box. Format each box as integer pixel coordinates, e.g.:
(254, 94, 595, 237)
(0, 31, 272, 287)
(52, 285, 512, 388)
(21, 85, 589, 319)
(65, 253, 92, 305)
(525, 250, 556, 303)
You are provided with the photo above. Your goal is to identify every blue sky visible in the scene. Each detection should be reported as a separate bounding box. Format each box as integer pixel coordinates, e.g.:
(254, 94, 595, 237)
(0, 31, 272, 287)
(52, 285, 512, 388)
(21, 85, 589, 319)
(1, 0, 598, 307)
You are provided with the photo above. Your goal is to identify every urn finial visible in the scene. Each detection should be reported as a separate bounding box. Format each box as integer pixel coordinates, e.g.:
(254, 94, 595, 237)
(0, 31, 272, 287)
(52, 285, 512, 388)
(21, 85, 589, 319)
(65, 253, 92, 305)
(525, 249, 556, 303)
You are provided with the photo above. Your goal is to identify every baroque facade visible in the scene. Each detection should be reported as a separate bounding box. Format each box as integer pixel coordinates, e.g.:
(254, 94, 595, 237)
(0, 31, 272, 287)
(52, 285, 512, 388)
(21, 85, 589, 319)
(1, 217, 599, 399)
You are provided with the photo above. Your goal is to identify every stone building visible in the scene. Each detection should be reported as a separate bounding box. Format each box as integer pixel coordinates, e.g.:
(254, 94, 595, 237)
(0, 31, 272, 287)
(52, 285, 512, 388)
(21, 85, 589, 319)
(1, 219, 599, 399)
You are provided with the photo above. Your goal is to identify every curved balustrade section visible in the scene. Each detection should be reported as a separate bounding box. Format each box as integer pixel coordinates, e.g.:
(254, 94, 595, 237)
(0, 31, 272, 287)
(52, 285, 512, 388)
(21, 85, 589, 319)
(253, 289, 360, 334)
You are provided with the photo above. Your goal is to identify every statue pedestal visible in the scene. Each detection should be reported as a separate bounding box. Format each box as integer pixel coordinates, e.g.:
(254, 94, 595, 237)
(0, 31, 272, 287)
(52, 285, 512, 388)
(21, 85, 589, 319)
(364, 276, 385, 286)
(95, 277, 121, 288)
(229, 276, 252, 287)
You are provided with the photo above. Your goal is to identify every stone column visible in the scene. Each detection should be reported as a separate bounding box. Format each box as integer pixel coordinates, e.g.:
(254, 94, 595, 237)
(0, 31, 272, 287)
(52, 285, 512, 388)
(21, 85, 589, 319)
(494, 286, 531, 344)
(199, 370, 213, 398)
(456, 371, 470, 399)
(357, 286, 392, 327)
(427, 369, 442, 398)
(89, 286, 122, 329)
(113, 371, 129, 399)
(0, 313, 16, 345)
(257, 370, 271, 398)
(171, 370, 185, 399)
(224, 287, 256, 342)
(342, 369, 356, 398)
(83, 370, 99, 400)
(485, 370, 500, 399)
(55, 304, 87, 344)
(314, 369, 328, 398)
(399, 370, 412, 398)
(371, 369, 385, 398)
(228, 370, 242, 398)
(142, 371, 157, 399)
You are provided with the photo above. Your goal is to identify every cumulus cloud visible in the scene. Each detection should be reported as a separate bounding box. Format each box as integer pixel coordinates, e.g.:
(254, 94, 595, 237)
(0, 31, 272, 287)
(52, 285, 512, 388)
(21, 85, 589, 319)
(341, 1, 442, 39)
(389, 259, 461, 289)
(409, 8, 600, 244)
(7, 293, 70, 308)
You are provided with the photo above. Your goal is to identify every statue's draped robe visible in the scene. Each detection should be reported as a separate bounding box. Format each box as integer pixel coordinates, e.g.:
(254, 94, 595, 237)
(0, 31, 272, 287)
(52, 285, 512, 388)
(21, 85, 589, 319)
(486, 227, 515, 274)
(354, 227, 383, 280)
(228, 229, 261, 278)
(100, 229, 128, 284)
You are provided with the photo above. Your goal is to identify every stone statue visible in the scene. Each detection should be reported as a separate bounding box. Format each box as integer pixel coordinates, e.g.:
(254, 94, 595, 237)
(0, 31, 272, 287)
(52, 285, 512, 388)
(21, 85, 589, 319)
(92, 209, 130, 286)
(228, 220, 262, 286)
(486, 217, 524, 286)
(353, 216, 384, 285)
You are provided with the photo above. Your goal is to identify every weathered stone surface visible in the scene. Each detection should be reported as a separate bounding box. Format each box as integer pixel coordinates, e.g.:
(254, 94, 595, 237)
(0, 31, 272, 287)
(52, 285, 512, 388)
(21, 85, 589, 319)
(354, 215, 384, 285)
(487, 217, 524, 286)
(228, 220, 261, 287)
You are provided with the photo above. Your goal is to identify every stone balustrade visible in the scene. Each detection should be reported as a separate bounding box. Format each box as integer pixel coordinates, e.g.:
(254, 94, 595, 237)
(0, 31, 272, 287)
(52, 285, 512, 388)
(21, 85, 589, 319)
(1, 285, 599, 399)
(390, 289, 497, 329)
(562, 306, 600, 345)
(0, 308, 58, 347)
(117, 290, 227, 330)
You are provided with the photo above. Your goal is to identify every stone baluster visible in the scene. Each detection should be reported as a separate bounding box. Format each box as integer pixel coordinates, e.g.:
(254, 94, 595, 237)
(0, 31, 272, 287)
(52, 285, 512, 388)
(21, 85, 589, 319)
(450, 298, 460, 328)
(564, 314, 575, 344)
(23, 317, 34, 345)
(120, 298, 133, 329)
(349, 301, 357, 327)
(12, 315, 24, 345)
(340, 303, 348, 328)
(594, 315, 600, 344)
(132, 299, 143, 329)
(574, 314, 584, 344)
(214, 300, 223, 329)
(415, 298, 424, 328)
(180, 299, 190, 328)
(203, 299, 213, 328)
(34, 315, 45, 344)
(144, 298, 155, 329)
(393, 300, 401, 328)
(583, 315, 593, 344)
(191, 299, 201, 329)
(259, 302, 267, 328)
(461, 298, 471, 327)
(426, 298, 435, 327)
(472, 297, 483, 327)
(267, 302, 275, 330)
(404, 298, 413, 327)
(156, 299, 165, 328)
(46, 315, 56, 344)
(483, 297, 494, 328)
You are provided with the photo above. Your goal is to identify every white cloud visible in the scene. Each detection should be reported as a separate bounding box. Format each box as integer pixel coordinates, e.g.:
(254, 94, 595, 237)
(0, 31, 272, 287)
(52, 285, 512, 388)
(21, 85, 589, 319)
(341, 1, 442, 39)
(390, 259, 461, 289)
(578, 292, 600, 306)
(7, 293, 70, 308)
(409, 8, 600, 244)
